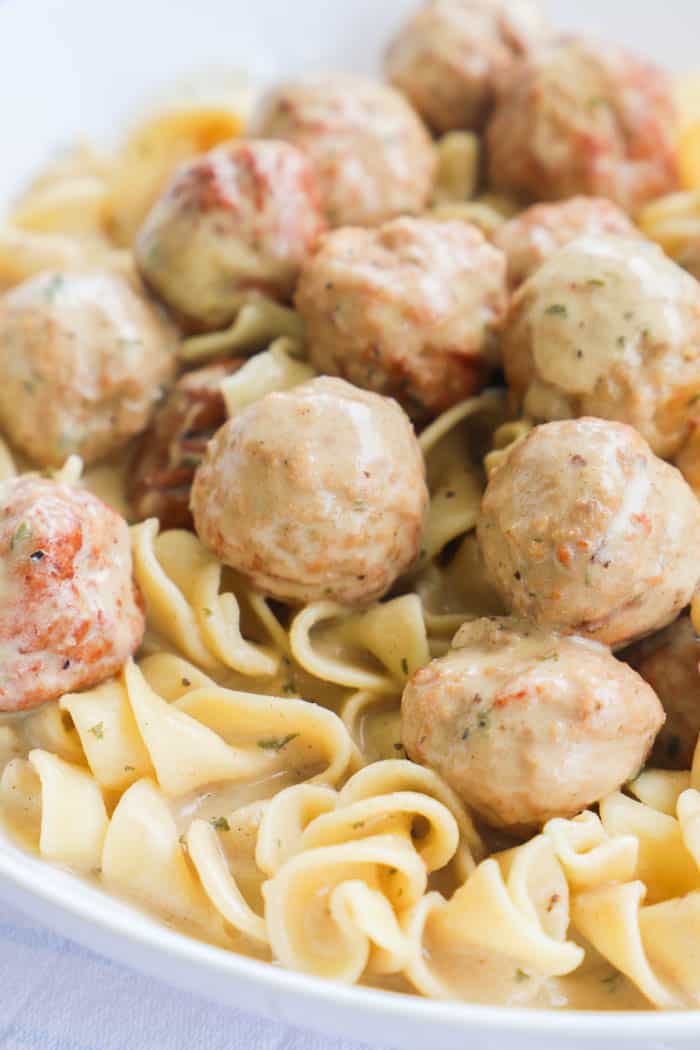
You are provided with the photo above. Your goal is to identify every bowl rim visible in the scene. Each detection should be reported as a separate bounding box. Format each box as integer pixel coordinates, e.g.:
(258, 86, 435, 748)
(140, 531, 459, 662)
(1, 835, 697, 1039)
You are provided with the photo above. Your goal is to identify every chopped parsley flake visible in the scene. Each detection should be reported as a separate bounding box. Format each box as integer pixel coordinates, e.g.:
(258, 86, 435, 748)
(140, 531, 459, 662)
(202, 608, 213, 617)
(477, 710, 492, 731)
(44, 274, 65, 301)
(515, 969, 530, 983)
(545, 304, 568, 317)
(210, 816, 231, 832)
(10, 522, 30, 550)
(401, 658, 409, 675)
(586, 278, 606, 287)
(257, 733, 299, 752)
(89, 722, 104, 740)
(124, 765, 135, 773)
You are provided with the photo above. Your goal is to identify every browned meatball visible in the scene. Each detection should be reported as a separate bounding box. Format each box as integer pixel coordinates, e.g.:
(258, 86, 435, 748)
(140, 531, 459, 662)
(0, 476, 144, 712)
(255, 74, 436, 228)
(402, 617, 664, 830)
(624, 614, 700, 770)
(386, 0, 547, 133)
(501, 235, 700, 458)
(135, 139, 326, 331)
(295, 217, 507, 421)
(486, 37, 679, 214)
(128, 358, 244, 530)
(0, 270, 177, 468)
(492, 196, 640, 289)
(477, 419, 700, 649)
(191, 377, 428, 606)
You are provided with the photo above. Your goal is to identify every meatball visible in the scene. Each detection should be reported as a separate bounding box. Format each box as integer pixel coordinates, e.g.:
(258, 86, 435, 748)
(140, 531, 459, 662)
(255, 74, 436, 228)
(501, 235, 700, 458)
(0, 270, 177, 468)
(0, 476, 144, 712)
(492, 197, 640, 289)
(624, 615, 700, 770)
(385, 0, 546, 134)
(402, 617, 665, 830)
(191, 377, 428, 605)
(295, 218, 507, 421)
(135, 139, 326, 331)
(128, 358, 244, 531)
(486, 37, 679, 214)
(477, 419, 700, 649)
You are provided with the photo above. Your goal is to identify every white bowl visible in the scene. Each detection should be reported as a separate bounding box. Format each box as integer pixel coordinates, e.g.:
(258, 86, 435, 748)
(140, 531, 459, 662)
(0, 2, 698, 1047)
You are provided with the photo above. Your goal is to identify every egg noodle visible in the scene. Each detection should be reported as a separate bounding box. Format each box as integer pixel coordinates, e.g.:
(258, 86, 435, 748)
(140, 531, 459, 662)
(2, 77, 700, 1013)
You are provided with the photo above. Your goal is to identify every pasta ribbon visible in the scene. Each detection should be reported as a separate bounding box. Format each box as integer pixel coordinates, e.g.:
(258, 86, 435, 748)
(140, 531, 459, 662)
(0, 752, 107, 873)
(220, 337, 315, 416)
(432, 132, 480, 206)
(573, 882, 682, 1008)
(403, 835, 583, 1001)
(419, 391, 509, 559)
(131, 519, 280, 676)
(102, 778, 228, 945)
(599, 791, 700, 904)
(257, 759, 481, 984)
(289, 595, 428, 693)
(180, 301, 305, 364)
(544, 810, 638, 893)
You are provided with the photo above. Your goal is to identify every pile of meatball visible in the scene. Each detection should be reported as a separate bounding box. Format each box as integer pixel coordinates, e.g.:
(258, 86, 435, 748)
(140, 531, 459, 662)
(2, 0, 700, 841)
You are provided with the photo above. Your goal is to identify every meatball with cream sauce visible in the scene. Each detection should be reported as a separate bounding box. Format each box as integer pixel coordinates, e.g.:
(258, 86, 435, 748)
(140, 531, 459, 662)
(0, 270, 177, 468)
(478, 419, 700, 649)
(402, 616, 664, 830)
(136, 139, 326, 330)
(191, 377, 428, 606)
(624, 614, 700, 770)
(255, 74, 436, 228)
(295, 217, 507, 421)
(0, 475, 144, 712)
(501, 235, 700, 458)
(486, 37, 679, 213)
(386, 0, 547, 133)
(492, 197, 640, 290)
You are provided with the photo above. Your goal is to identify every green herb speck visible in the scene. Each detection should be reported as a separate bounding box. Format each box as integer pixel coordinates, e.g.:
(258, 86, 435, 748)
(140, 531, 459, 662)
(545, 304, 568, 317)
(10, 522, 30, 551)
(257, 733, 299, 753)
(89, 722, 104, 740)
(210, 816, 230, 832)
(515, 969, 530, 983)
(401, 658, 409, 676)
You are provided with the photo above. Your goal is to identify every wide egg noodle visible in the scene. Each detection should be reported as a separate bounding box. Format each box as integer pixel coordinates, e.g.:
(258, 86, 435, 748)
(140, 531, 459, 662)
(130, 519, 279, 676)
(220, 336, 315, 416)
(102, 777, 229, 946)
(0, 751, 107, 873)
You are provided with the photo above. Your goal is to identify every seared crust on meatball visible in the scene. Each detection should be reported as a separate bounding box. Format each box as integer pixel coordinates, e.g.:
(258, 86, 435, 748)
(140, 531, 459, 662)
(386, 0, 547, 133)
(0, 270, 177, 468)
(191, 377, 428, 606)
(477, 419, 700, 649)
(0, 476, 144, 712)
(486, 37, 679, 213)
(624, 614, 700, 770)
(492, 196, 639, 289)
(255, 74, 436, 228)
(295, 218, 507, 421)
(501, 235, 700, 458)
(135, 139, 326, 331)
(402, 616, 665, 830)
(128, 358, 244, 531)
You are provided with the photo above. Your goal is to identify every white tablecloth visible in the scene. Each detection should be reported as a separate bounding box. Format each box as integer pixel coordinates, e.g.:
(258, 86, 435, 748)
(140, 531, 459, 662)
(0, 902, 379, 1050)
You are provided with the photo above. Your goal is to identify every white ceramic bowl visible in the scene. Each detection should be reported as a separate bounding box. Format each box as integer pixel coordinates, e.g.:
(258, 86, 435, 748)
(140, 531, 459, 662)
(0, 2, 698, 1047)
